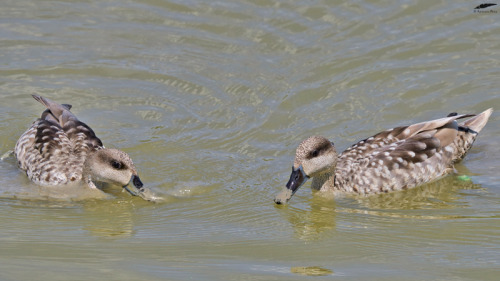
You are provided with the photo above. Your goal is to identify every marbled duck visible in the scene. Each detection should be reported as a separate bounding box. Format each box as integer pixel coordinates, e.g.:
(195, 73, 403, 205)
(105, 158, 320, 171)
(15, 95, 150, 199)
(275, 109, 493, 204)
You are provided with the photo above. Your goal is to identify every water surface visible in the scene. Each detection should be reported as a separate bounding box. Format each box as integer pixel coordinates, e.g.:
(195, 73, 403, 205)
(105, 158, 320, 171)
(1, 0, 499, 280)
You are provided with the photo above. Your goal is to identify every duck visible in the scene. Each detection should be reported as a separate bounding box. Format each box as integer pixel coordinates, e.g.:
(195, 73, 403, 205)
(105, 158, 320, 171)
(274, 109, 493, 204)
(14, 95, 152, 200)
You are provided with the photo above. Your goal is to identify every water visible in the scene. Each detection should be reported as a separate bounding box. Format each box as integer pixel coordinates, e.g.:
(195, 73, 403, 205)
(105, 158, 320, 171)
(1, 0, 499, 280)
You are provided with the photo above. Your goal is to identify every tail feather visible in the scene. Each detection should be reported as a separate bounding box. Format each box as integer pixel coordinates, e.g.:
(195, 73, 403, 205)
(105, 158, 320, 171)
(33, 95, 65, 118)
(32, 95, 76, 127)
(451, 108, 493, 162)
(462, 108, 493, 133)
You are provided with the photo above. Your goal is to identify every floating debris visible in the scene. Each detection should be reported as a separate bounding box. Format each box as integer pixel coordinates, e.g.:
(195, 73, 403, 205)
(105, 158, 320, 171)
(291, 266, 333, 276)
(457, 175, 472, 181)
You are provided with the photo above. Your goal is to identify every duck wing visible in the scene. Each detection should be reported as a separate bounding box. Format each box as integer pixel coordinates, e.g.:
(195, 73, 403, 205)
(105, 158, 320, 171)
(336, 113, 478, 194)
(32, 95, 103, 152)
(15, 95, 103, 185)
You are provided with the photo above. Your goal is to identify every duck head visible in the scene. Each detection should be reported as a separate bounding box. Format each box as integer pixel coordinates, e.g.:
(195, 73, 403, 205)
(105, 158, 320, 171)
(274, 136, 337, 204)
(83, 148, 147, 198)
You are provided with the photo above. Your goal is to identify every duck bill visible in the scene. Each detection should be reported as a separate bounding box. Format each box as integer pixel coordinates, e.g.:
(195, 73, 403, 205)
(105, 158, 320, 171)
(123, 174, 145, 196)
(123, 175, 160, 202)
(274, 166, 309, 205)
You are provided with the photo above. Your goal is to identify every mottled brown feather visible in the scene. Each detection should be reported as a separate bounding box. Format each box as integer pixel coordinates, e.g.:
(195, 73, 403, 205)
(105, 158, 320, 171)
(286, 109, 493, 198)
(15, 95, 105, 185)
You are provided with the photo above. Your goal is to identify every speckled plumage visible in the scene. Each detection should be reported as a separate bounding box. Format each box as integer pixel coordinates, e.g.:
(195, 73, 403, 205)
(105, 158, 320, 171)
(14, 95, 146, 197)
(275, 109, 493, 204)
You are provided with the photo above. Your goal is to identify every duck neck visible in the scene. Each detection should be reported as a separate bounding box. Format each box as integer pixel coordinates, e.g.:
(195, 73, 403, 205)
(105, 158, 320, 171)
(82, 151, 98, 189)
(311, 170, 336, 191)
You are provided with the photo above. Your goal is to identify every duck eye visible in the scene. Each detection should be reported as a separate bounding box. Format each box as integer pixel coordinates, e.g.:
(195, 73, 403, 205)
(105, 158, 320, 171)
(111, 160, 123, 169)
(311, 150, 319, 158)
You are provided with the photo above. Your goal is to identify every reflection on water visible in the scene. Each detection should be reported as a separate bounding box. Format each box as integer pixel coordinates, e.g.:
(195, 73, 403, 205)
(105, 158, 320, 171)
(278, 174, 484, 241)
(276, 197, 337, 241)
(82, 200, 136, 238)
(0, 0, 499, 280)
(351, 174, 481, 212)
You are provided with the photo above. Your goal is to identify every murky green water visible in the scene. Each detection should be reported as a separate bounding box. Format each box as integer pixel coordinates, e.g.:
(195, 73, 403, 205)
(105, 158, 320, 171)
(1, 0, 499, 280)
